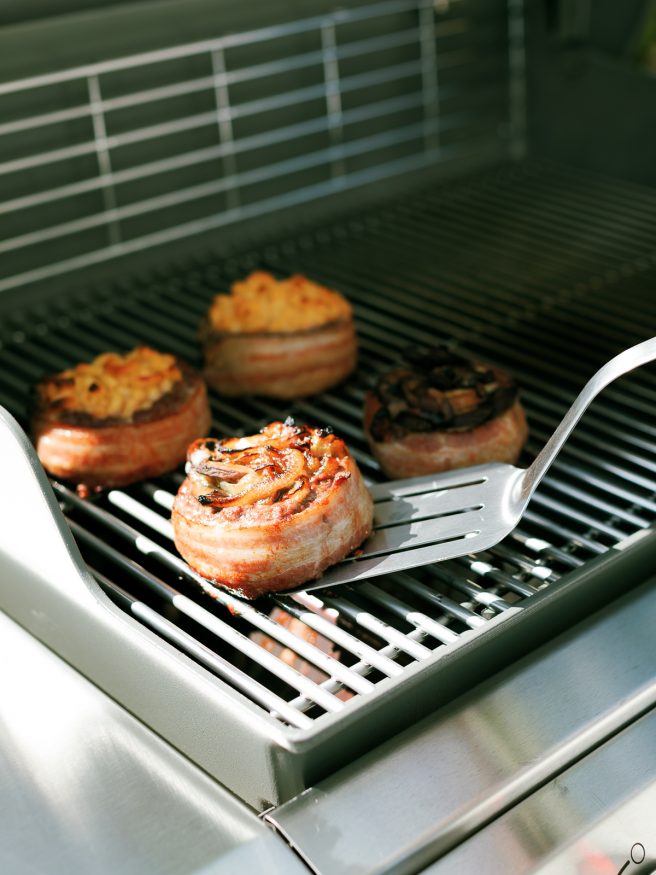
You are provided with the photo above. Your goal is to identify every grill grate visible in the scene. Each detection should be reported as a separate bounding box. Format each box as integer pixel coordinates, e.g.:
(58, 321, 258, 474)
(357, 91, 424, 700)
(2, 160, 656, 726)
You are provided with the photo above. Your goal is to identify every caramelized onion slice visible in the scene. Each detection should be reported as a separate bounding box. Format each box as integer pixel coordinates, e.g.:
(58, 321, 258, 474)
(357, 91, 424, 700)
(195, 447, 307, 508)
(277, 476, 311, 508)
(193, 460, 252, 481)
(312, 455, 342, 482)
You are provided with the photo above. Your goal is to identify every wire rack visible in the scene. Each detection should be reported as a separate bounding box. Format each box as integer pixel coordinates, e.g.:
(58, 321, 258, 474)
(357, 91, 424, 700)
(0, 0, 522, 294)
(1, 160, 655, 728)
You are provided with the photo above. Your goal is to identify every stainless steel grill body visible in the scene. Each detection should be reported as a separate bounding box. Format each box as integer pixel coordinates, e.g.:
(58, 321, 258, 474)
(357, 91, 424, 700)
(1, 0, 656, 869)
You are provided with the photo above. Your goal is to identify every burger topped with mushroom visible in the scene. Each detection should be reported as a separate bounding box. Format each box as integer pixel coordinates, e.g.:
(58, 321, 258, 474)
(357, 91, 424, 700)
(364, 346, 528, 479)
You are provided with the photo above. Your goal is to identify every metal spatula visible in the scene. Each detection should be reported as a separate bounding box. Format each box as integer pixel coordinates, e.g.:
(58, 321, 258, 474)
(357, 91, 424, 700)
(304, 338, 656, 591)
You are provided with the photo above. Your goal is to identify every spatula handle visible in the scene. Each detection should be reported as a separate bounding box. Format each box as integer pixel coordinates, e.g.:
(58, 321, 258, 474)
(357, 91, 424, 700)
(521, 337, 656, 501)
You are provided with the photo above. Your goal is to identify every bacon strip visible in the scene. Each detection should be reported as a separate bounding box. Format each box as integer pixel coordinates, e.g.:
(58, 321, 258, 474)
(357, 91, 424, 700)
(201, 318, 357, 399)
(172, 421, 373, 599)
(365, 393, 528, 479)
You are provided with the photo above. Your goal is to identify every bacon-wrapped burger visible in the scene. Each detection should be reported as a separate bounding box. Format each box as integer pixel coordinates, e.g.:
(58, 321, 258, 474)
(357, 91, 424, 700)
(172, 420, 373, 599)
(364, 347, 528, 479)
(33, 347, 211, 489)
(200, 272, 357, 398)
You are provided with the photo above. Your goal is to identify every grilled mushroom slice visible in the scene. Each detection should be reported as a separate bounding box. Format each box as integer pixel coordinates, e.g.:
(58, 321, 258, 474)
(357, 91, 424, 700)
(200, 272, 357, 399)
(33, 347, 212, 489)
(171, 420, 373, 599)
(364, 347, 528, 479)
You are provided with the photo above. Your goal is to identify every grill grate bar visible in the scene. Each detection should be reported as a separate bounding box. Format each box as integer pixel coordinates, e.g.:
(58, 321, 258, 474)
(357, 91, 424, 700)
(424, 167, 656, 250)
(521, 509, 607, 554)
(392, 574, 487, 628)
(483, 547, 554, 584)
(340, 197, 636, 292)
(275, 595, 406, 678)
(107, 490, 174, 539)
(425, 565, 514, 612)
(307, 216, 650, 342)
(529, 474, 649, 533)
(68, 518, 347, 713)
(505, 161, 656, 225)
(527, 466, 651, 529)
(285, 628, 429, 714)
(57, 482, 405, 687)
(510, 531, 584, 568)
(436, 177, 656, 257)
(519, 375, 656, 439)
(306, 592, 434, 660)
(358, 583, 461, 643)
(525, 409, 656, 479)
(551, 293, 656, 342)
(456, 557, 540, 596)
(190, 581, 376, 695)
(94, 571, 313, 729)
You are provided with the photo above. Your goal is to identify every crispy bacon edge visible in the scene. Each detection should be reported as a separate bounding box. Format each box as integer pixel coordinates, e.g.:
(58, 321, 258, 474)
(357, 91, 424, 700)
(171, 422, 374, 599)
(364, 391, 528, 479)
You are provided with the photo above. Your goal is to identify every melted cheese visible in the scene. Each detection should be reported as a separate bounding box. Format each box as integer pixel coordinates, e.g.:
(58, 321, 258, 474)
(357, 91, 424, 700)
(208, 271, 352, 333)
(39, 347, 183, 421)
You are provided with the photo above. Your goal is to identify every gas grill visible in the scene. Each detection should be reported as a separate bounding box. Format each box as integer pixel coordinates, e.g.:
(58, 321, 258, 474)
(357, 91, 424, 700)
(1, 1, 656, 873)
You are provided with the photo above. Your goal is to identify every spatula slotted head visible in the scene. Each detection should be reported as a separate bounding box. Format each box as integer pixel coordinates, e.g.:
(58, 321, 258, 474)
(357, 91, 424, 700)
(301, 463, 523, 592)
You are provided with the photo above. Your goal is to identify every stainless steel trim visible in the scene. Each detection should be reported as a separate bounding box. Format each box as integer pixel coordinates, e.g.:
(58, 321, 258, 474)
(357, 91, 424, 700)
(425, 711, 656, 874)
(268, 577, 656, 875)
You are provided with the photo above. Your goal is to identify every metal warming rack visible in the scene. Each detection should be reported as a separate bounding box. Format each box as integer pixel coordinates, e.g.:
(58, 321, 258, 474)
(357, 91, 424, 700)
(0, 0, 524, 295)
(2, 160, 656, 808)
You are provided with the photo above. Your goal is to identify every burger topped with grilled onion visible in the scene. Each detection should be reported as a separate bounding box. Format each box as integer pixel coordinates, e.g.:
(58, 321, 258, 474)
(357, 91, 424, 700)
(172, 419, 373, 599)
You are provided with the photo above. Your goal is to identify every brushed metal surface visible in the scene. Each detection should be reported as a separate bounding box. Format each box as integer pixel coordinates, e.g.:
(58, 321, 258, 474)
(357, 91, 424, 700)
(268, 577, 656, 875)
(0, 609, 307, 875)
(423, 709, 656, 875)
